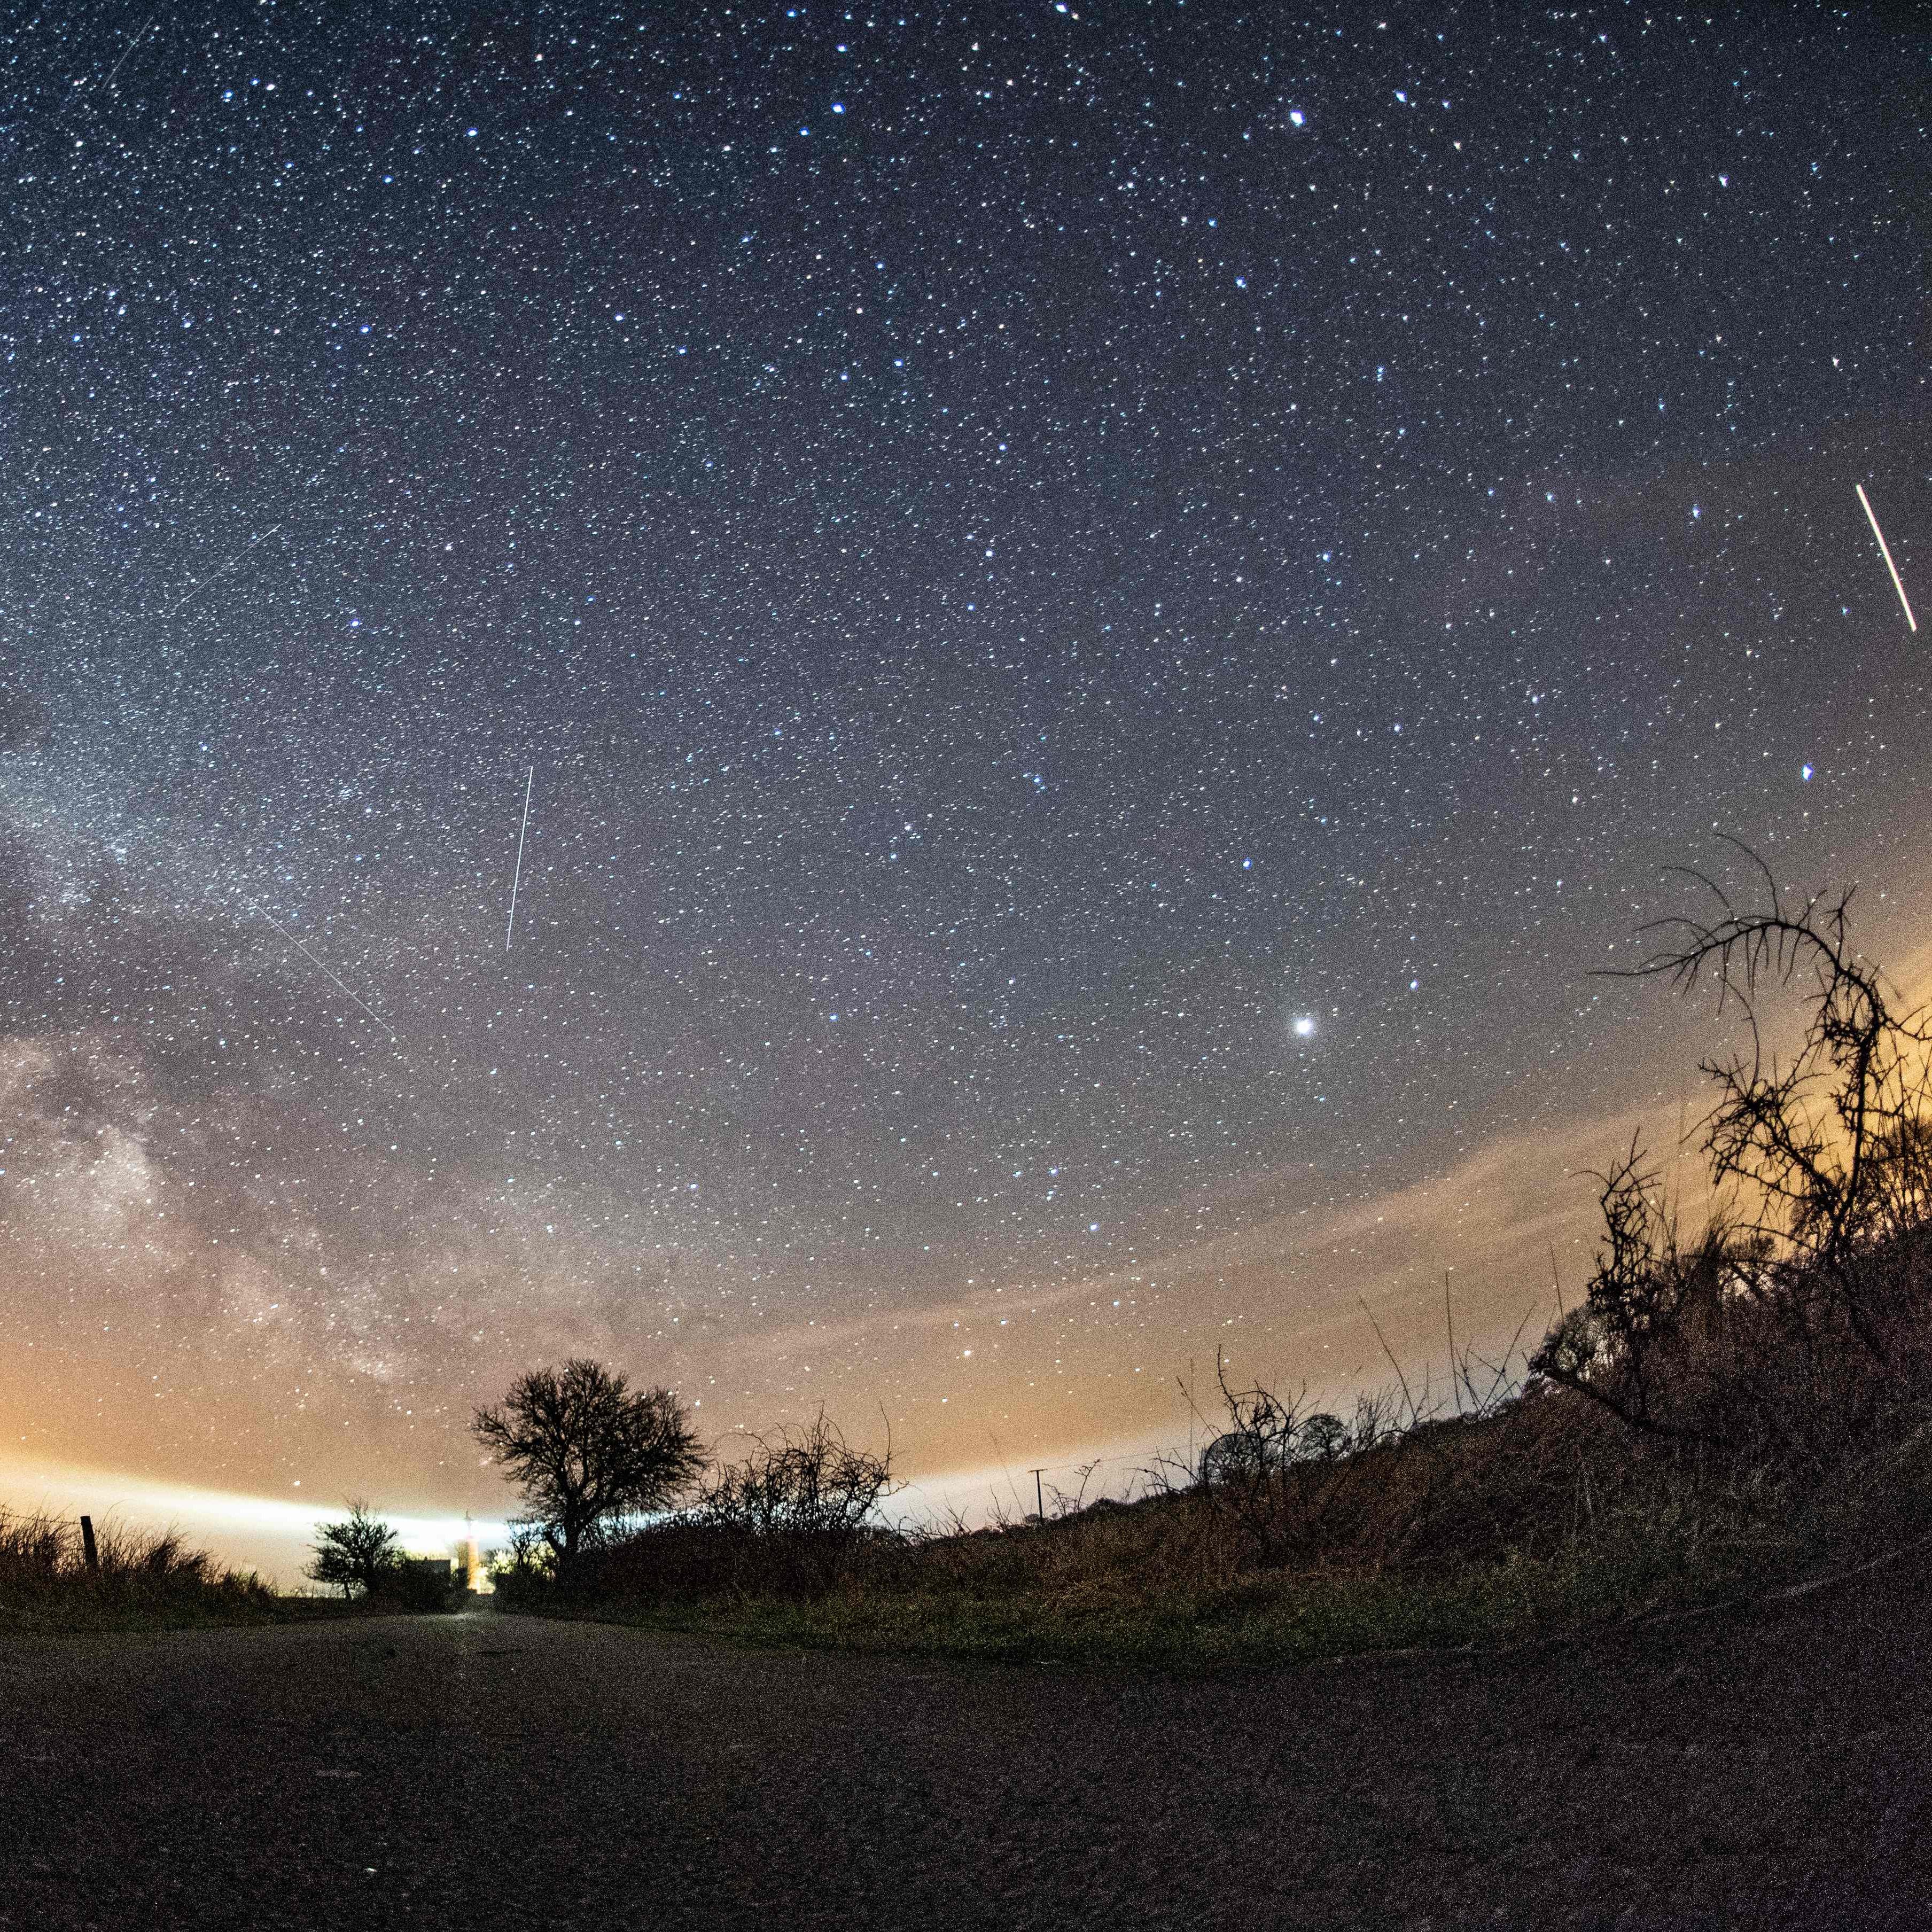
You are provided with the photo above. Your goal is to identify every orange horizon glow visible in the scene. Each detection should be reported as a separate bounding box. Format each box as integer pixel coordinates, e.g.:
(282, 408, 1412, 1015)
(9, 866, 1932, 1587)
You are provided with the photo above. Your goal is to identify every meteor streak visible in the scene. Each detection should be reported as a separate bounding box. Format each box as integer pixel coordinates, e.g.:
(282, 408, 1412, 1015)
(95, 13, 156, 97)
(505, 764, 534, 949)
(1855, 484, 1917, 633)
(162, 525, 282, 621)
(249, 903, 398, 1042)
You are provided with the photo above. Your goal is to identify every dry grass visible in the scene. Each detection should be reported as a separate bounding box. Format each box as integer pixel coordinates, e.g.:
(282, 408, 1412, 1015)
(533, 1301, 1932, 1670)
(454, 878, 1932, 1664)
(0, 1508, 286, 1633)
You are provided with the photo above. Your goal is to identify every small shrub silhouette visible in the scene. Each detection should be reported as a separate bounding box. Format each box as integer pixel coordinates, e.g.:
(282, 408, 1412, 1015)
(594, 1411, 896, 1602)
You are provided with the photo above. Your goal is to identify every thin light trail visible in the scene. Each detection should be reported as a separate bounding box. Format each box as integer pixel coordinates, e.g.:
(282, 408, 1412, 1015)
(1855, 484, 1917, 633)
(162, 524, 281, 621)
(53, 7, 154, 123)
(505, 764, 534, 949)
(92, 11, 156, 97)
(248, 903, 398, 1042)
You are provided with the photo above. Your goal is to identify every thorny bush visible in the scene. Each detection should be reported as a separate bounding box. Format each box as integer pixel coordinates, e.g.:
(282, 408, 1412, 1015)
(1533, 844, 1932, 1466)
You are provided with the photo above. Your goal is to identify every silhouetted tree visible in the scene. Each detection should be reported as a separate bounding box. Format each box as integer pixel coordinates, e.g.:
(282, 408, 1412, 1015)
(306, 1500, 400, 1599)
(1533, 843, 1932, 1454)
(1633, 846, 1932, 1288)
(1299, 1412, 1351, 1461)
(472, 1359, 704, 1575)
(1195, 1359, 1295, 1489)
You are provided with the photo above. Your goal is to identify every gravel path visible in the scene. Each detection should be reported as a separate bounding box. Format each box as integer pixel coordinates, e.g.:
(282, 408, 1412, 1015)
(4, 1549, 1928, 1930)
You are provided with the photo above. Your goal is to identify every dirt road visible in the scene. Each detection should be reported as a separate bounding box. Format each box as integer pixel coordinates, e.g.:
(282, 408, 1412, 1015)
(4, 1551, 1928, 1930)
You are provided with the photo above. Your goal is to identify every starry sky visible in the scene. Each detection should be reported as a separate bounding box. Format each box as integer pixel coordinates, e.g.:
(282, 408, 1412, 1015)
(2, 2, 1928, 1569)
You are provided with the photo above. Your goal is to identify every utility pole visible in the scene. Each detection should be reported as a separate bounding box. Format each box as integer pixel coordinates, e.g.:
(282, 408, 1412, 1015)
(1029, 1468, 1046, 1523)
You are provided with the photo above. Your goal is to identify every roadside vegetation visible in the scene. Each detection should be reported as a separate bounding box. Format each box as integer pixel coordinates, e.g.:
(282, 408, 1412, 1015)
(481, 853, 1932, 1668)
(302, 1499, 469, 1611)
(0, 1497, 465, 1633)
(13, 855, 1927, 1660)
(0, 1510, 286, 1634)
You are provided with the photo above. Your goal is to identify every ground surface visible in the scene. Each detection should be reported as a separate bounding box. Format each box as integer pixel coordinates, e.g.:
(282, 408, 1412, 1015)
(4, 1547, 1928, 1931)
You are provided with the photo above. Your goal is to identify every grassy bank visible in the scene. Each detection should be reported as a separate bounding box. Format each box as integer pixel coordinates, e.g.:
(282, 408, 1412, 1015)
(506, 1383, 1932, 1671)
(487, 878, 1932, 1671)
(0, 1508, 329, 1634)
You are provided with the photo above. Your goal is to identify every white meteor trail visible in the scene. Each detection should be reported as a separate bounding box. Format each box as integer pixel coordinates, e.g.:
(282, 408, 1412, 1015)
(94, 12, 156, 97)
(505, 764, 534, 949)
(1855, 484, 1917, 633)
(250, 904, 397, 1042)
(162, 524, 282, 621)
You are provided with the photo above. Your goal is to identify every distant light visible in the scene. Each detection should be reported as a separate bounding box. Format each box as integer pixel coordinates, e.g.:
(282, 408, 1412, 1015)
(1802, 764, 1813, 782)
(1289, 108, 1305, 126)
(831, 102, 845, 113)
(1293, 1016, 1315, 1037)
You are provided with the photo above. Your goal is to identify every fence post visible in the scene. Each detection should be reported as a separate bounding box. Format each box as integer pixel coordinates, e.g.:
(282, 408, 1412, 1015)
(80, 1514, 99, 1571)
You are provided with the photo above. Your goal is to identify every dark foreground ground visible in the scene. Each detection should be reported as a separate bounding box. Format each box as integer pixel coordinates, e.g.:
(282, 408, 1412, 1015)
(4, 1545, 1929, 1931)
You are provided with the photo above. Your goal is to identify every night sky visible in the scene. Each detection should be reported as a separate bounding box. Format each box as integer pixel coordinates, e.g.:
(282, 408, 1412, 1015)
(3, 2, 1928, 1567)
